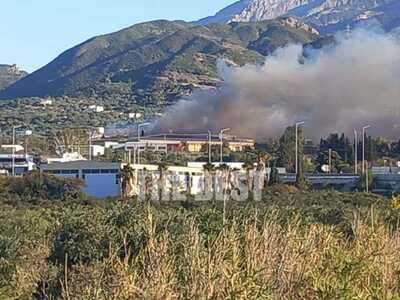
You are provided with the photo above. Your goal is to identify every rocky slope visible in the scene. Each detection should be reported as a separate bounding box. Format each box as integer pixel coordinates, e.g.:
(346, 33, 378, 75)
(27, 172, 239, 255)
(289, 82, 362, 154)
(196, 0, 400, 33)
(0, 19, 318, 103)
(0, 64, 27, 91)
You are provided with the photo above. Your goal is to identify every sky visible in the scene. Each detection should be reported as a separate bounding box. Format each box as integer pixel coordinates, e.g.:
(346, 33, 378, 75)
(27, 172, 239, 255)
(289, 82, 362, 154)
(0, 0, 233, 72)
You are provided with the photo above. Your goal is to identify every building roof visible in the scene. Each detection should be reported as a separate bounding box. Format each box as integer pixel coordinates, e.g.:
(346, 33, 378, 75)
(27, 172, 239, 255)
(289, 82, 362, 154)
(41, 161, 121, 171)
(0, 154, 33, 159)
(140, 133, 255, 144)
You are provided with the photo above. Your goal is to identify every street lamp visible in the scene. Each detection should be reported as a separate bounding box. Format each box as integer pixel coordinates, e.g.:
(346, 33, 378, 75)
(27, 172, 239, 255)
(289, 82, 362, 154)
(86, 127, 101, 161)
(362, 125, 371, 192)
(354, 129, 358, 174)
(137, 122, 151, 164)
(12, 125, 23, 177)
(219, 128, 230, 163)
(362, 125, 371, 174)
(208, 130, 212, 164)
(295, 121, 305, 175)
(137, 122, 151, 142)
(24, 129, 32, 157)
(88, 129, 94, 161)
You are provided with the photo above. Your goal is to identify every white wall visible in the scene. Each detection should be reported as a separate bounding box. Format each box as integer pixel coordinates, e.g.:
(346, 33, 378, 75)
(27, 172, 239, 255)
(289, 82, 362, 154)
(84, 174, 121, 198)
(57, 174, 79, 179)
(91, 145, 105, 157)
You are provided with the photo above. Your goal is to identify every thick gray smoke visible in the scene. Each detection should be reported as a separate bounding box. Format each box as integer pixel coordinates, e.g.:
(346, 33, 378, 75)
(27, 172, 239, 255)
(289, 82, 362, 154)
(155, 29, 400, 140)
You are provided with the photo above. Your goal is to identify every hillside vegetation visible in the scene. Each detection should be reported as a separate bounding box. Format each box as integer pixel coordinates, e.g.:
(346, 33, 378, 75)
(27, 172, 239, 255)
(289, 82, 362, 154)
(0, 19, 318, 103)
(0, 64, 27, 91)
(1, 174, 400, 299)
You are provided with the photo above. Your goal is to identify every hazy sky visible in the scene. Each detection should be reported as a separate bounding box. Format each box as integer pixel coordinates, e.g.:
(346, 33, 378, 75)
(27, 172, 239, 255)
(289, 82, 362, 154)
(1, 0, 232, 72)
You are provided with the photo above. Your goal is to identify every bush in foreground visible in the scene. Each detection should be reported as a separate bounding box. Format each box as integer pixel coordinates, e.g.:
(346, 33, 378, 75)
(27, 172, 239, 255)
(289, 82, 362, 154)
(0, 190, 399, 299)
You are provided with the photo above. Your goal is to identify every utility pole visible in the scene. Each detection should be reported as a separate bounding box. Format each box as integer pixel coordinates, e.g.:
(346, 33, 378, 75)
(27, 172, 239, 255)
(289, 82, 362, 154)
(219, 128, 230, 164)
(295, 122, 305, 175)
(328, 148, 332, 174)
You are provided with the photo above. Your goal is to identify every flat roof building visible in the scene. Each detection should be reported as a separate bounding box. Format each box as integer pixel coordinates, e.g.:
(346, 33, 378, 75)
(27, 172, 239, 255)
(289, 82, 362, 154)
(41, 161, 122, 199)
(114, 133, 255, 154)
(0, 154, 36, 176)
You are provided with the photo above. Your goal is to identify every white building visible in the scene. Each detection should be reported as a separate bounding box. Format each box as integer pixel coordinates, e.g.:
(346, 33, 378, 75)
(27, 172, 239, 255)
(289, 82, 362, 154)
(98, 127, 105, 135)
(126, 164, 205, 196)
(120, 134, 255, 154)
(47, 152, 87, 164)
(129, 112, 142, 119)
(88, 105, 104, 113)
(104, 141, 119, 149)
(0, 154, 36, 176)
(41, 161, 122, 199)
(187, 162, 246, 170)
(113, 141, 171, 154)
(40, 99, 53, 106)
(40, 160, 274, 199)
(91, 145, 105, 157)
(95, 106, 104, 113)
(1, 144, 24, 152)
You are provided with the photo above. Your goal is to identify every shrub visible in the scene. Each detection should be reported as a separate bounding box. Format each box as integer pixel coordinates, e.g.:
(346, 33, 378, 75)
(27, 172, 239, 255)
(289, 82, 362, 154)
(2, 172, 85, 204)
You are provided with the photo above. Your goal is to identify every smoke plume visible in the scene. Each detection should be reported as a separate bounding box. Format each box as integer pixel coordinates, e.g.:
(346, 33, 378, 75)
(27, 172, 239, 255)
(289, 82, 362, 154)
(155, 29, 400, 140)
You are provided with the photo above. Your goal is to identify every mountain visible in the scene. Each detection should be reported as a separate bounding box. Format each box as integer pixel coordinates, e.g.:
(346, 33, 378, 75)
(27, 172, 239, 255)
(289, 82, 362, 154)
(0, 19, 318, 103)
(195, 1, 252, 25)
(0, 64, 27, 91)
(195, 0, 400, 33)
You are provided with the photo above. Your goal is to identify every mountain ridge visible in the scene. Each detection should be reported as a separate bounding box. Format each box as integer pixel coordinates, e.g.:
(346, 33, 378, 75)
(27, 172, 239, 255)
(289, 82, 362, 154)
(195, 0, 400, 33)
(0, 18, 319, 103)
(0, 64, 28, 91)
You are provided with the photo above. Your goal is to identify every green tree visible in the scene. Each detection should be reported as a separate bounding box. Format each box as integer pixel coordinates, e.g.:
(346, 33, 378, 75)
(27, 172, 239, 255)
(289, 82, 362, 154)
(265, 138, 279, 158)
(316, 149, 343, 173)
(269, 160, 281, 185)
(277, 126, 304, 172)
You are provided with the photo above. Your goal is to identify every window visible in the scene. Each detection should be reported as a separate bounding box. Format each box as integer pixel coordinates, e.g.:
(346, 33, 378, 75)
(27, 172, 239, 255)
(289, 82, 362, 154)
(0, 158, 27, 163)
(116, 174, 121, 184)
(46, 170, 61, 174)
(101, 169, 119, 174)
(83, 169, 100, 174)
(61, 170, 79, 174)
(83, 169, 119, 174)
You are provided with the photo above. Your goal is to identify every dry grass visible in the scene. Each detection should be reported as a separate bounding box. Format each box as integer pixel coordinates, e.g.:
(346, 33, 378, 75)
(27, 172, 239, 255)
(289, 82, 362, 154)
(58, 210, 400, 300)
